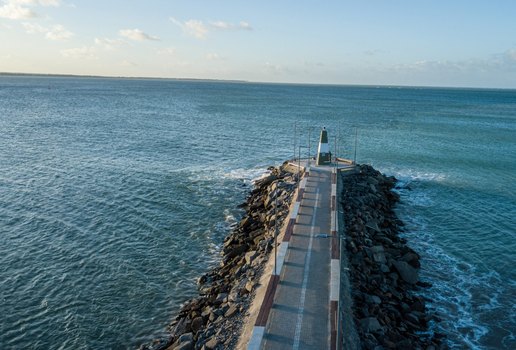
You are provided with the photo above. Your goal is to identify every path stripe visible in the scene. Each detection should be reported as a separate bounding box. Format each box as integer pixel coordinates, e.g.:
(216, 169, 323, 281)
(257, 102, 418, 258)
(293, 189, 320, 350)
(248, 326, 265, 350)
(273, 242, 289, 276)
(330, 300, 338, 350)
(248, 166, 308, 349)
(255, 275, 280, 326)
(297, 188, 305, 201)
(330, 167, 340, 350)
(283, 219, 295, 242)
(331, 237, 340, 259)
(330, 259, 340, 301)
(290, 202, 301, 219)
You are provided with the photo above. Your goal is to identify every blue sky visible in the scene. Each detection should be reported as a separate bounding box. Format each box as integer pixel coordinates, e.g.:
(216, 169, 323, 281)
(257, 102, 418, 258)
(1, 0, 516, 88)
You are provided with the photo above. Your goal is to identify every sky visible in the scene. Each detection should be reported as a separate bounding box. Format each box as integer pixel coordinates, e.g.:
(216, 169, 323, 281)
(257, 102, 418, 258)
(1, 0, 516, 88)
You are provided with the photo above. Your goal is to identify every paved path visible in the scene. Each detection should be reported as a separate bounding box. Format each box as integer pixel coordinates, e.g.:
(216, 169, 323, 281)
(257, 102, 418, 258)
(262, 167, 333, 350)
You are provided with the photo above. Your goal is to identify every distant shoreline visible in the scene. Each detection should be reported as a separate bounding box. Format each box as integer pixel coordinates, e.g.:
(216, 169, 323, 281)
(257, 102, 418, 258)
(1, 71, 515, 91)
(0, 72, 248, 84)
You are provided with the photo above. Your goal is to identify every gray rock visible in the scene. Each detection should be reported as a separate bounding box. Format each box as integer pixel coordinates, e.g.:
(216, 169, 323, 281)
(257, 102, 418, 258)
(170, 333, 193, 350)
(214, 293, 227, 304)
(244, 250, 257, 265)
(225, 304, 239, 318)
(405, 312, 420, 325)
(393, 260, 419, 284)
(371, 245, 387, 263)
(365, 294, 382, 304)
(204, 337, 219, 349)
(224, 244, 247, 259)
(360, 317, 382, 332)
(380, 263, 390, 273)
(365, 220, 380, 232)
(245, 280, 254, 293)
(371, 245, 384, 254)
(172, 340, 193, 350)
(191, 316, 204, 333)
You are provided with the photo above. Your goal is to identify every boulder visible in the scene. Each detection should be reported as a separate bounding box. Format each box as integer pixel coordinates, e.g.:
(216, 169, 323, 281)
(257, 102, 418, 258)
(168, 333, 193, 350)
(204, 337, 219, 350)
(360, 317, 383, 332)
(366, 220, 381, 232)
(191, 316, 204, 333)
(224, 304, 239, 318)
(244, 250, 258, 265)
(393, 260, 419, 284)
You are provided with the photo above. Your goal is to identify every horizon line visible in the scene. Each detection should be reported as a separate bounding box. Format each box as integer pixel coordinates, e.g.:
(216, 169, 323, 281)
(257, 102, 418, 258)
(1, 71, 515, 91)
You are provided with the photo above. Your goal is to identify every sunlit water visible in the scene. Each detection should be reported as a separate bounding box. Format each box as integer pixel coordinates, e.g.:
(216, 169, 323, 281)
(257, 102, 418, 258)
(0, 76, 514, 349)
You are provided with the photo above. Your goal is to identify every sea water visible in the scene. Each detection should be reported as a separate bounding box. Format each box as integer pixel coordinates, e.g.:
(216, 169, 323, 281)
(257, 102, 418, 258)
(0, 76, 514, 349)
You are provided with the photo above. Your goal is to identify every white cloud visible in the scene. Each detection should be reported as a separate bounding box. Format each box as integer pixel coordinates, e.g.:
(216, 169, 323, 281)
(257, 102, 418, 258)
(0, 0, 60, 19)
(22, 21, 73, 40)
(60, 46, 97, 59)
(119, 28, 159, 41)
(210, 20, 252, 31)
(171, 18, 252, 40)
(46, 24, 72, 40)
(209, 20, 229, 30)
(22, 21, 44, 32)
(184, 20, 207, 39)
(10, 0, 59, 6)
(0, 3, 36, 18)
(94, 37, 126, 50)
(170, 18, 208, 40)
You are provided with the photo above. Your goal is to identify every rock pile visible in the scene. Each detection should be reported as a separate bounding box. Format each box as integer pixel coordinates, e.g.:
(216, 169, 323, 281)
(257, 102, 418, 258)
(341, 164, 445, 350)
(140, 163, 298, 350)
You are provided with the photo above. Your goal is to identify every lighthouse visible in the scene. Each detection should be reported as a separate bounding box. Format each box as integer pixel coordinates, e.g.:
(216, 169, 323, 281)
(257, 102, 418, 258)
(316, 127, 331, 165)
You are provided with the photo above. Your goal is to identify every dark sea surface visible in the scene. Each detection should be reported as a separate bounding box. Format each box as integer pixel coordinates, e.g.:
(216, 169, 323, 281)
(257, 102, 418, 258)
(0, 76, 514, 349)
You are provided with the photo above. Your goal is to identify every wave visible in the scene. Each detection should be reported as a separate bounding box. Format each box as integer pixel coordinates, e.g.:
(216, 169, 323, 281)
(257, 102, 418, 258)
(396, 181, 515, 349)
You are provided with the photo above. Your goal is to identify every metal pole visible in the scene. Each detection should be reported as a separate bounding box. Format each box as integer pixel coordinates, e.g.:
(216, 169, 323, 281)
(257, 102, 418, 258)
(308, 128, 312, 168)
(334, 135, 337, 165)
(338, 121, 341, 159)
(298, 145, 301, 185)
(274, 196, 278, 275)
(354, 127, 358, 164)
(294, 121, 297, 161)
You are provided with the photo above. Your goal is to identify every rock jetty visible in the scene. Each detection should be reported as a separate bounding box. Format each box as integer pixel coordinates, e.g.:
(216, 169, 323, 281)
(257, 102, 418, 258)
(340, 164, 446, 349)
(140, 163, 298, 350)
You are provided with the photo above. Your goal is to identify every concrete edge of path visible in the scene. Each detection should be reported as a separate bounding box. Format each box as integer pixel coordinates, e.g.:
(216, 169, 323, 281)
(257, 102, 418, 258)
(241, 165, 309, 350)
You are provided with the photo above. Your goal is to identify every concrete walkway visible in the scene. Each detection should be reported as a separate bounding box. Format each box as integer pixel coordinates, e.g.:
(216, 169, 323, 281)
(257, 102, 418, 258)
(262, 167, 332, 349)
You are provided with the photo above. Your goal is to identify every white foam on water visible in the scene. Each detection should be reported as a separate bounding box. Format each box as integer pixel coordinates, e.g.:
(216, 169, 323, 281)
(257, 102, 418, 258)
(393, 169, 447, 185)
(223, 167, 269, 184)
(396, 190, 507, 349)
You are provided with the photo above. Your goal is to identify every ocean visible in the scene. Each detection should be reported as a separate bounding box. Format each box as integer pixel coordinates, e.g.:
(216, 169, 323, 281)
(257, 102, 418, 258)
(0, 75, 514, 349)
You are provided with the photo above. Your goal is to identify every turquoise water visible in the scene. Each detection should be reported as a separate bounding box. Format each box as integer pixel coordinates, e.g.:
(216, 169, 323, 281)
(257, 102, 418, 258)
(0, 76, 514, 349)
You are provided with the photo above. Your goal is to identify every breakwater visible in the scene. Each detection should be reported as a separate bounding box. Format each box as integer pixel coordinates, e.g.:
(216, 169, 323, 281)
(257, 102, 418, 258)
(140, 162, 446, 350)
(339, 164, 446, 349)
(140, 164, 298, 350)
